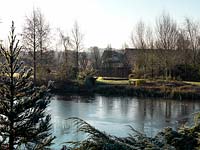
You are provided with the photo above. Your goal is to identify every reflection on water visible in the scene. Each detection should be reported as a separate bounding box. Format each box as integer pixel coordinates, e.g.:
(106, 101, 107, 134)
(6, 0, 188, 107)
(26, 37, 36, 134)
(48, 95, 200, 149)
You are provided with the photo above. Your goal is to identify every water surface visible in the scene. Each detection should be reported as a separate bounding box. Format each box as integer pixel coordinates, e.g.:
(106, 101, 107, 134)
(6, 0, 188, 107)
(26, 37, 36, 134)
(48, 95, 200, 149)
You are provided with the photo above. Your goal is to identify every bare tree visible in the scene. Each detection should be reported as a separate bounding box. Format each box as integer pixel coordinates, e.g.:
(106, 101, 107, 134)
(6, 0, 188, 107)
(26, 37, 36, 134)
(176, 29, 190, 51)
(184, 17, 200, 67)
(37, 10, 50, 62)
(155, 13, 179, 50)
(22, 8, 50, 84)
(59, 30, 72, 52)
(71, 21, 84, 78)
(22, 9, 38, 85)
(155, 12, 179, 78)
(59, 29, 72, 69)
(79, 51, 88, 71)
(90, 46, 101, 70)
(130, 21, 156, 77)
(177, 29, 191, 64)
(145, 26, 154, 49)
(131, 20, 146, 49)
(144, 26, 157, 78)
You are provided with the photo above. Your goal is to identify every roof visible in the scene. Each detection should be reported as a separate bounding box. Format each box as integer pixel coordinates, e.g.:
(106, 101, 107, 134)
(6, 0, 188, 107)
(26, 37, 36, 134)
(101, 50, 125, 64)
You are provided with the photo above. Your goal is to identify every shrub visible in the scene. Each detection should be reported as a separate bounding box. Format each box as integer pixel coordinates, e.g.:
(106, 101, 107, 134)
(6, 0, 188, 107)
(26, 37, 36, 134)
(78, 69, 96, 81)
(98, 76, 103, 80)
(85, 76, 96, 88)
(135, 79, 146, 86)
(172, 64, 200, 81)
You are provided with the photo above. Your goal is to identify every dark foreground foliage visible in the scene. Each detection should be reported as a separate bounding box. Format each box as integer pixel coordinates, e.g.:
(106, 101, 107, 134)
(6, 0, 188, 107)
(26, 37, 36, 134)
(66, 114, 200, 150)
(0, 22, 55, 149)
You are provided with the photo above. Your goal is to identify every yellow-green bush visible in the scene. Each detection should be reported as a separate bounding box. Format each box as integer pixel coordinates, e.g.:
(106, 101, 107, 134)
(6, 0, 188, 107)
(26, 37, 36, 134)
(135, 79, 146, 86)
(97, 76, 103, 81)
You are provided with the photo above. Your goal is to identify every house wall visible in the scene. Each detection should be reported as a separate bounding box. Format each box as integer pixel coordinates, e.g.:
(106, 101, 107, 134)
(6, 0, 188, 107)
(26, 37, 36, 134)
(99, 67, 131, 77)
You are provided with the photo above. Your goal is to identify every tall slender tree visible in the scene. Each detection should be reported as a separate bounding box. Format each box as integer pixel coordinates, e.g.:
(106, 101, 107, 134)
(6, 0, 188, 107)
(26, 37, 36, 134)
(131, 20, 147, 49)
(0, 21, 54, 150)
(59, 29, 72, 73)
(71, 21, 84, 78)
(37, 11, 50, 63)
(22, 9, 38, 85)
(22, 8, 50, 85)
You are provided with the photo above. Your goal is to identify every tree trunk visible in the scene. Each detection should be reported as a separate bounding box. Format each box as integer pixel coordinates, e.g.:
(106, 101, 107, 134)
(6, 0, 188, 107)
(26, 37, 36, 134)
(76, 46, 79, 78)
(9, 132, 14, 150)
(34, 49, 36, 85)
(9, 48, 14, 150)
(33, 16, 37, 85)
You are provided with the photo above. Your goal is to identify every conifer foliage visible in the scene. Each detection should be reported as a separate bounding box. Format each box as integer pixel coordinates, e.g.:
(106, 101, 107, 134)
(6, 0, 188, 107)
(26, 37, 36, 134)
(0, 22, 54, 149)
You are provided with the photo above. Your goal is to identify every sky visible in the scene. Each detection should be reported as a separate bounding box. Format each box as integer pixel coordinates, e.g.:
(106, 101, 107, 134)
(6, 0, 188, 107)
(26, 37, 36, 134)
(0, 0, 200, 49)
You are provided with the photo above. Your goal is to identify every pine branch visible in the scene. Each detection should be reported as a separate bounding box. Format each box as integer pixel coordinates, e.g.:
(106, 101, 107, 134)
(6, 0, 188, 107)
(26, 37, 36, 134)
(0, 21, 54, 149)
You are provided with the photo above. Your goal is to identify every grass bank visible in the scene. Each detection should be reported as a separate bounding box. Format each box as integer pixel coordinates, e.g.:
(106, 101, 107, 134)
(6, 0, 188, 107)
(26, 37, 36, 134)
(95, 77, 200, 100)
(50, 77, 200, 100)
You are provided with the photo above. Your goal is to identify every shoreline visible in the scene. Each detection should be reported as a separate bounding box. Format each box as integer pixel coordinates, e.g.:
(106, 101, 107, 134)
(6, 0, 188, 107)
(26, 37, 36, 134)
(50, 80, 200, 100)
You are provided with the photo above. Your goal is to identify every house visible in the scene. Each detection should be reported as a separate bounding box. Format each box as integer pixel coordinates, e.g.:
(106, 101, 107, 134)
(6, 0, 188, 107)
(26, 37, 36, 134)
(100, 50, 130, 77)
(88, 47, 190, 78)
(101, 50, 125, 68)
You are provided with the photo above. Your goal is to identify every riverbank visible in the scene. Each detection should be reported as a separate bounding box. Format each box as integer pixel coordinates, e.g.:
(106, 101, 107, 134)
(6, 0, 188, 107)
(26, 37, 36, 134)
(50, 78, 200, 100)
(95, 79, 200, 100)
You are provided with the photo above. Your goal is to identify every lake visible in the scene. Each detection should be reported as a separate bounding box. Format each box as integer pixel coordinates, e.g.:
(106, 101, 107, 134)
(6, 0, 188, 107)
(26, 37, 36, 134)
(48, 95, 200, 149)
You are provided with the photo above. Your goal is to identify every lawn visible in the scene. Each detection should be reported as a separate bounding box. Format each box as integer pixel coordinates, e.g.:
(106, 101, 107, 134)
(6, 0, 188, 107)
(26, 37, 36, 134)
(96, 77, 143, 85)
(96, 77, 200, 87)
(184, 81, 200, 86)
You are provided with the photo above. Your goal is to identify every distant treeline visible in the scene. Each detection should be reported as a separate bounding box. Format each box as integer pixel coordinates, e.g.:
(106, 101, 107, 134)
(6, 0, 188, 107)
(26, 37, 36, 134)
(1, 10, 200, 83)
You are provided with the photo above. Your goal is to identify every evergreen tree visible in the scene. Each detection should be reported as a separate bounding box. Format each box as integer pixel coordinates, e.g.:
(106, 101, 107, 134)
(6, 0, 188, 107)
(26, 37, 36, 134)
(0, 22, 54, 149)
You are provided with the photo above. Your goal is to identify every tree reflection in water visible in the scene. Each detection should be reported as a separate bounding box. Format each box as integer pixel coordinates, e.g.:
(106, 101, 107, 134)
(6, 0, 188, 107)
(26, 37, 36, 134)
(48, 95, 200, 149)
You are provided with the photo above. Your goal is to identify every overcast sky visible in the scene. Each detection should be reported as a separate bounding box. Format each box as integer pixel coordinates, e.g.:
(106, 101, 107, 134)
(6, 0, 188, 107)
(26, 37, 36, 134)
(0, 0, 200, 49)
